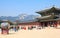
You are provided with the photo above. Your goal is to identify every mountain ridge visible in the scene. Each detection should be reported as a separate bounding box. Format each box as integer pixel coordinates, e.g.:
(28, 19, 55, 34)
(0, 14, 40, 23)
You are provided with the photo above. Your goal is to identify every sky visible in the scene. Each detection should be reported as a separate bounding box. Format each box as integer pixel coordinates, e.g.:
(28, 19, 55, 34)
(0, 0, 60, 16)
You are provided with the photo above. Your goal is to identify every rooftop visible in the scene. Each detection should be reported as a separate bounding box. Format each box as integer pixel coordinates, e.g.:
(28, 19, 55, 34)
(36, 7, 60, 16)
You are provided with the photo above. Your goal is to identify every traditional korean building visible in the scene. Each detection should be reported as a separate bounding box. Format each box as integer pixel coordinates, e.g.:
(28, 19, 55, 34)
(18, 22, 40, 30)
(36, 6, 60, 28)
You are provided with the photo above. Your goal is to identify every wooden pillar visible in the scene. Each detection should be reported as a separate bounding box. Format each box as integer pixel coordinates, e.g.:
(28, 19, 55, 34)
(42, 22, 45, 29)
(57, 21, 60, 28)
(53, 21, 57, 28)
(47, 22, 50, 27)
(39, 22, 41, 27)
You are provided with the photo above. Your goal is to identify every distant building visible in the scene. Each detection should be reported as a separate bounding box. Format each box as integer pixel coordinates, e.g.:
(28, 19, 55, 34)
(17, 6, 60, 29)
(36, 6, 60, 28)
(18, 22, 40, 30)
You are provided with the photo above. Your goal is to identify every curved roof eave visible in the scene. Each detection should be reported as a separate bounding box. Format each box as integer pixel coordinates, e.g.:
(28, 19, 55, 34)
(36, 7, 60, 14)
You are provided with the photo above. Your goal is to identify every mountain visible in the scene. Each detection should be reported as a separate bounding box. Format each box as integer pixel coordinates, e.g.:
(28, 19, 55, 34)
(0, 16, 18, 22)
(0, 14, 40, 23)
(18, 14, 40, 23)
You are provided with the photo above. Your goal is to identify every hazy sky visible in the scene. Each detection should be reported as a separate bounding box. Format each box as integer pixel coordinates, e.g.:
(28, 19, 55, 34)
(0, 0, 60, 16)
